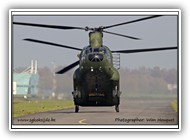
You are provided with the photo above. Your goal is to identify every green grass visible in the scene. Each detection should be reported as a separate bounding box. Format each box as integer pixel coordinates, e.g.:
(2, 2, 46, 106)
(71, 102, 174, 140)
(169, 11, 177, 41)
(171, 100, 178, 112)
(123, 93, 177, 99)
(13, 100, 74, 118)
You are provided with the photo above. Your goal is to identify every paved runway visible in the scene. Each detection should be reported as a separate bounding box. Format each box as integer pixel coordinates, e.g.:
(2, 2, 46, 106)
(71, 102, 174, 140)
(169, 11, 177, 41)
(13, 98, 178, 125)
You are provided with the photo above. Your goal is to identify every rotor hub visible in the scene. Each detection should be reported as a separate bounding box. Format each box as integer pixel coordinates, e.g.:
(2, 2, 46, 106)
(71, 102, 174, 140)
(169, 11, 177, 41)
(85, 26, 104, 32)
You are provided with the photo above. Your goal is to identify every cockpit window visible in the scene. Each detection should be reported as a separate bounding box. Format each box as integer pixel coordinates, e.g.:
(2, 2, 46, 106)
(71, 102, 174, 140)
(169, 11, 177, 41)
(85, 46, 107, 54)
(81, 46, 112, 64)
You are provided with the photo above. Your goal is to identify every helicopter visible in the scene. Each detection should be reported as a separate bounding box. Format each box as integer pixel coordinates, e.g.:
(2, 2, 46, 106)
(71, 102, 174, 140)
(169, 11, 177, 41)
(13, 15, 177, 112)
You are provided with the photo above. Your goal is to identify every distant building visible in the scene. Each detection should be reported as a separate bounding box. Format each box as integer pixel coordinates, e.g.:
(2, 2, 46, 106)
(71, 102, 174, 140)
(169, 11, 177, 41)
(13, 60, 39, 97)
(167, 84, 177, 92)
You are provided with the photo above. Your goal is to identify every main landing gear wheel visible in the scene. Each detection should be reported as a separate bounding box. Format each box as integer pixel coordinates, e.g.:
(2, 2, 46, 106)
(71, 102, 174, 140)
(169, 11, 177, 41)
(115, 105, 119, 112)
(75, 105, 79, 113)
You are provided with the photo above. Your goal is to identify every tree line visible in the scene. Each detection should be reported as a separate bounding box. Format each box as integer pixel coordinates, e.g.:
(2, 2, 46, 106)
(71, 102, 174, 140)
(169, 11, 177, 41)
(119, 66, 177, 95)
(14, 66, 178, 97)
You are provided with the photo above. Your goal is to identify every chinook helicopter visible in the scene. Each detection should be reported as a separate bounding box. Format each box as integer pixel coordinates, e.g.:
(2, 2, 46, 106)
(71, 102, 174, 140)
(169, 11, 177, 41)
(13, 15, 177, 112)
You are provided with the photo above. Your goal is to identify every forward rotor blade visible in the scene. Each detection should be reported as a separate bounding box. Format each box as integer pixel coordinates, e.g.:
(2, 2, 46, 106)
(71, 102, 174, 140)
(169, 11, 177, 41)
(13, 22, 86, 30)
(103, 30, 141, 40)
(24, 38, 82, 51)
(56, 60, 80, 74)
(103, 15, 162, 29)
(111, 46, 177, 54)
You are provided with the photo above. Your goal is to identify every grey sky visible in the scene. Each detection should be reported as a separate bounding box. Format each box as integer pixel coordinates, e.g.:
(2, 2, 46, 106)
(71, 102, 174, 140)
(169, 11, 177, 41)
(12, 13, 178, 69)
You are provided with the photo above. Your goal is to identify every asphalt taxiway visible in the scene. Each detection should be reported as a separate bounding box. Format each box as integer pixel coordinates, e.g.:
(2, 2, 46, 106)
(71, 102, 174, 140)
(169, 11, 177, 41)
(13, 98, 178, 125)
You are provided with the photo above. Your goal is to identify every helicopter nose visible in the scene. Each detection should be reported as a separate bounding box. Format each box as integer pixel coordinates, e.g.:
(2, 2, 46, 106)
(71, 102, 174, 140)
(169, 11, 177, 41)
(88, 53, 103, 62)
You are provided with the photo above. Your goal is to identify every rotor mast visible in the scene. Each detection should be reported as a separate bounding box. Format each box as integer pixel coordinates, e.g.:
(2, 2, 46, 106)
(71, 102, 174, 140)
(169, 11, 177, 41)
(89, 31, 103, 49)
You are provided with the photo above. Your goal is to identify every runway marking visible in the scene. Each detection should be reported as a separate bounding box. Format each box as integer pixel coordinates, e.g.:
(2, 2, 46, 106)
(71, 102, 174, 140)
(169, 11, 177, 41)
(78, 119, 87, 124)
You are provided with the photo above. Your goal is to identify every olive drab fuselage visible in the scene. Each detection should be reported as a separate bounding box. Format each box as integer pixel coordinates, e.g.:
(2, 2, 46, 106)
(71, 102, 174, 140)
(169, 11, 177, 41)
(72, 31, 121, 107)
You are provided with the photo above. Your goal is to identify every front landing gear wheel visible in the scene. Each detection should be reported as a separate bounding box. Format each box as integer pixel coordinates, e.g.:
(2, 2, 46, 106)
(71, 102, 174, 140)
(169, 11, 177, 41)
(115, 105, 119, 112)
(75, 105, 79, 113)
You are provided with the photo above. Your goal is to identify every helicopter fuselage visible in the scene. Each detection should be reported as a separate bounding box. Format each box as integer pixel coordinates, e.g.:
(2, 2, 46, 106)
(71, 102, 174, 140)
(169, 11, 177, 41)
(72, 45, 121, 107)
(72, 31, 121, 112)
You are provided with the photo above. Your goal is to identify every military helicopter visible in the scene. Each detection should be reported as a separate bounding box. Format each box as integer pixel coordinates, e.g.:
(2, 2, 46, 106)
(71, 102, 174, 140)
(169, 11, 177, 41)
(13, 15, 177, 112)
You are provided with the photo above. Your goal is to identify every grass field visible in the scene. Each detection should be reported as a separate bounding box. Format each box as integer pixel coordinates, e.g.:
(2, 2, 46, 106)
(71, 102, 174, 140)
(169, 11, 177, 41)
(12, 93, 177, 117)
(13, 99, 74, 118)
(171, 100, 178, 112)
(122, 92, 177, 99)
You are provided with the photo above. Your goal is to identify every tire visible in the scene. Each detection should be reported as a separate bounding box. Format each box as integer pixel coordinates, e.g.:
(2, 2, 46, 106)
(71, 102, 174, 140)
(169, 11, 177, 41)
(115, 105, 119, 112)
(75, 105, 79, 113)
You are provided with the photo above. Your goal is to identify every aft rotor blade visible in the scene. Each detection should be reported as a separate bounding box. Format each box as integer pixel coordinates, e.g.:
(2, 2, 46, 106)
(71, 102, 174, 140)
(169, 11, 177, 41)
(103, 15, 162, 29)
(56, 60, 80, 74)
(24, 38, 82, 51)
(103, 30, 141, 40)
(111, 46, 177, 54)
(13, 22, 86, 30)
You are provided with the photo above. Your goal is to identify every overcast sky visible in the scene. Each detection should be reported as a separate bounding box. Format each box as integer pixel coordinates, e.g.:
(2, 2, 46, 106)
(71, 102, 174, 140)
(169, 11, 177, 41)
(12, 12, 178, 70)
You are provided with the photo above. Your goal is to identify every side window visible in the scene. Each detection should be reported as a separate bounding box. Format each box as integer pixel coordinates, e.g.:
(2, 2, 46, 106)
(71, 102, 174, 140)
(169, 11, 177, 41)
(81, 50, 86, 57)
(80, 47, 87, 62)
(99, 47, 106, 54)
(103, 46, 112, 63)
(106, 52, 112, 63)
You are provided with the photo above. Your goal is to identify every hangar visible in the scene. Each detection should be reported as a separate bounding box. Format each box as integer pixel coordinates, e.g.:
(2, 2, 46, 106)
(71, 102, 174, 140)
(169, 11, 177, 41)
(13, 60, 39, 97)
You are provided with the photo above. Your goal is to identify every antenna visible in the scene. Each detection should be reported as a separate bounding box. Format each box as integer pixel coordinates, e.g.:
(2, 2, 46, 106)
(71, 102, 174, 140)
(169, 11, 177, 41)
(31, 60, 34, 74)
(35, 60, 37, 74)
